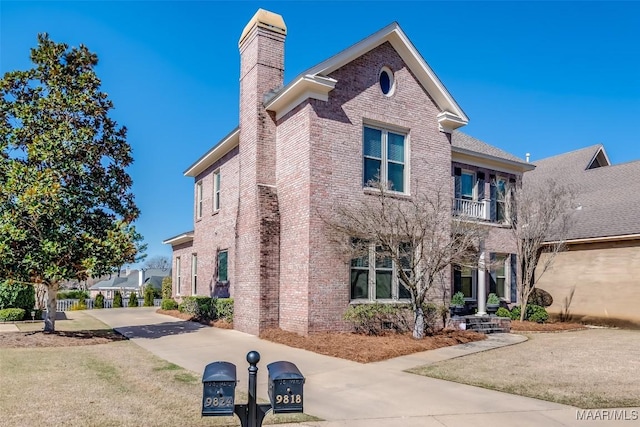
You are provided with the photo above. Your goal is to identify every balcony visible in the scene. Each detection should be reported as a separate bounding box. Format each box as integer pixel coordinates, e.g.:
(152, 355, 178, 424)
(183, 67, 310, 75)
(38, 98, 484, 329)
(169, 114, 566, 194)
(453, 198, 489, 220)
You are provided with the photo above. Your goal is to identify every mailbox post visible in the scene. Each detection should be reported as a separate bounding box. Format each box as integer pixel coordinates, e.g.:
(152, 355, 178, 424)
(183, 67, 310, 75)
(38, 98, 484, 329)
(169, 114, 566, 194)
(201, 351, 304, 427)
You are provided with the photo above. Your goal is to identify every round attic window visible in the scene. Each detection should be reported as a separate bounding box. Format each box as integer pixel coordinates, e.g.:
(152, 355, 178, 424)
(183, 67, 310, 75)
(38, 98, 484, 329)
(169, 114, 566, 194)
(379, 67, 395, 96)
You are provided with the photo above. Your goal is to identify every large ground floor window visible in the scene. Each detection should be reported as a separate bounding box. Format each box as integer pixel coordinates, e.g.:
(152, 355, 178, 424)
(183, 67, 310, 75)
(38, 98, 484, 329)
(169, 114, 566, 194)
(350, 243, 411, 301)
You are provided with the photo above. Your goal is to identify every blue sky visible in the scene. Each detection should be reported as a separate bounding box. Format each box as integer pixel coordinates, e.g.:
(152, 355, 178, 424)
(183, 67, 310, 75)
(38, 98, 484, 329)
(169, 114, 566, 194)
(2, 1, 639, 265)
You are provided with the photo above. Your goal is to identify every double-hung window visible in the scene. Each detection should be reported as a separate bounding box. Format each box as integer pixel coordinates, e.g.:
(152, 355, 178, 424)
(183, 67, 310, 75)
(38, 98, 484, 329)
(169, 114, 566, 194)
(213, 171, 221, 212)
(217, 250, 228, 282)
(363, 126, 407, 193)
(176, 257, 181, 295)
(195, 181, 203, 219)
(453, 266, 475, 299)
(350, 242, 412, 301)
(490, 254, 509, 299)
(461, 171, 475, 200)
(496, 178, 507, 223)
(191, 254, 197, 295)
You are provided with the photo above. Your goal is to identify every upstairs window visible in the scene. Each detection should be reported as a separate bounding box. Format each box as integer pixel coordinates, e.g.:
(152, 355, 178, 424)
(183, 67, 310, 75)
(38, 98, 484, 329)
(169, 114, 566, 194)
(363, 126, 407, 193)
(496, 178, 507, 223)
(461, 171, 475, 200)
(195, 181, 203, 219)
(213, 171, 221, 212)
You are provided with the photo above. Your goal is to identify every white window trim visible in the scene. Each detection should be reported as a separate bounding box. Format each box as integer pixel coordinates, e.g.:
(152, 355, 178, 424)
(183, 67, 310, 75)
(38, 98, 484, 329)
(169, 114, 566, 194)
(195, 181, 203, 220)
(492, 254, 512, 303)
(213, 170, 221, 213)
(363, 124, 410, 195)
(379, 66, 396, 97)
(460, 266, 477, 301)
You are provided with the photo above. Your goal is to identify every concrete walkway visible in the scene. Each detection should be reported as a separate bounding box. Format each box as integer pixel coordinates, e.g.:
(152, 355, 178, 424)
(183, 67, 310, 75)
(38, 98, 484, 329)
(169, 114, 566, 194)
(87, 308, 603, 426)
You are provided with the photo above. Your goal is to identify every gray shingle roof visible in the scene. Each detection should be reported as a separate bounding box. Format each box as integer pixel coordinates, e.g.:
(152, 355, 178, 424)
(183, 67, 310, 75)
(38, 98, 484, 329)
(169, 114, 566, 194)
(451, 131, 530, 165)
(525, 145, 640, 240)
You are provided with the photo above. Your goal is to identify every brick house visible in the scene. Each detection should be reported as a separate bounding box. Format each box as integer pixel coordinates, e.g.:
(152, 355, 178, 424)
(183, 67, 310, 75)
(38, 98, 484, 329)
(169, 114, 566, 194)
(163, 9, 534, 336)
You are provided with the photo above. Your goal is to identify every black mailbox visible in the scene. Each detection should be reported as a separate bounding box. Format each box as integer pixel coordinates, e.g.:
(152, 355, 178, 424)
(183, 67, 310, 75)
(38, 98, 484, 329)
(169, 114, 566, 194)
(267, 361, 305, 414)
(201, 361, 236, 416)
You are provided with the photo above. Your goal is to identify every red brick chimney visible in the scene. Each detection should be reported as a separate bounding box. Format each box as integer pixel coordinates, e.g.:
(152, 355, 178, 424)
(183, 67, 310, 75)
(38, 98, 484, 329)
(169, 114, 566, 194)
(235, 10, 285, 335)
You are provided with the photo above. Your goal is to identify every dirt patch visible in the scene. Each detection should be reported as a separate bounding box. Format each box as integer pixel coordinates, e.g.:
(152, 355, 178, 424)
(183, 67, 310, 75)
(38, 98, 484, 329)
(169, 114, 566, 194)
(260, 328, 486, 363)
(0, 330, 127, 348)
(510, 320, 587, 332)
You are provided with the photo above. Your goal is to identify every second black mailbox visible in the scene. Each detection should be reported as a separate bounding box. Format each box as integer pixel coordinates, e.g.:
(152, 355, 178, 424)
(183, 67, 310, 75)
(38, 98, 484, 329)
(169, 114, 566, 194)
(266, 361, 305, 414)
(201, 361, 237, 416)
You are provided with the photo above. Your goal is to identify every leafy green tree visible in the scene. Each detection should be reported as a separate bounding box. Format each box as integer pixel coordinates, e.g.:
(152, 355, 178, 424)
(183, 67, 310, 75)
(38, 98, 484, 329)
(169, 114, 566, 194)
(161, 276, 172, 300)
(0, 34, 145, 332)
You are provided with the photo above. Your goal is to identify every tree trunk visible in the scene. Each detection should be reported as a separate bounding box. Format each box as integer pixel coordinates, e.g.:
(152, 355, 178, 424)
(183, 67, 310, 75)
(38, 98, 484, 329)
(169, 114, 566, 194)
(413, 306, 425, 339)
(520, 300, 527, 321)
(44, 282, 59, 333)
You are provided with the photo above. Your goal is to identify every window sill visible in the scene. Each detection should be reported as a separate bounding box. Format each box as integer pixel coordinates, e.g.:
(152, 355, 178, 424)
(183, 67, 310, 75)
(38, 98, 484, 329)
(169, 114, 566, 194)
(363, 187, 411, 200)
(349, 299, 411, 305)
(211, 210, 220, 216)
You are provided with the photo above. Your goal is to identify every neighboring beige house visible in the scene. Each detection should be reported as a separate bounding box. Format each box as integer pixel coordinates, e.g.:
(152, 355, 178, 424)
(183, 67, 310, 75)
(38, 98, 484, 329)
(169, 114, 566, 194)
(527, 145, 640, 327)
(163, 9, 534, 336)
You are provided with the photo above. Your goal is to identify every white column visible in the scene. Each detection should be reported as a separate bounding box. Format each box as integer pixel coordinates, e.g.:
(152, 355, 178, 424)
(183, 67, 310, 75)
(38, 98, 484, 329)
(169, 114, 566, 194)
(476, 250, 487, 316)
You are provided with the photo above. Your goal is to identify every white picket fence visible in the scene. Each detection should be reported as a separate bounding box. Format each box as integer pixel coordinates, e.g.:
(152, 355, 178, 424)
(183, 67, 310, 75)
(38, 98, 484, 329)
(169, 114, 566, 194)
(57, 298, 162, 311)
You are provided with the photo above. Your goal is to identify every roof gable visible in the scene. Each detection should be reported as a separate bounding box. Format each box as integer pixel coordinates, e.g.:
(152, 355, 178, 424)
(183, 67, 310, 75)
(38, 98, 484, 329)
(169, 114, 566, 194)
(265, 23, 468, 130)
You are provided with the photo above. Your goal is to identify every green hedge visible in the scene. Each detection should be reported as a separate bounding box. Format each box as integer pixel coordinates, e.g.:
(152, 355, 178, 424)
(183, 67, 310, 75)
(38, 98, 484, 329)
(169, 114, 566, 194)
(57, 290, 89, 300)
(509, 304, 549, 323)
(215, 298, 234, 323)
(161, 299, 178, 311)
(0, 281, 35, 312)
(343, 303, 411, 335)
(0, 308, 26, 321)
(178, 297, 234, 323)
(128, 291, 139, 307)
(143, 286, 155, 307)
(113, 291, 123, 308)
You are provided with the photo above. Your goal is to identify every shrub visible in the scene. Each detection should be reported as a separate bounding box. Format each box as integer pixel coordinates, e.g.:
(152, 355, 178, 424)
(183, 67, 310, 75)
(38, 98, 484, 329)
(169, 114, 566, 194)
(343, 303, 410, 335)
(0, 280, 35, 312)
(128, 291, 139, 307)
(509, 304, 549, 323)
(487, 293, 500, 305)
(143, 285, 155, 307)
(161, 277, 172, 300)
(69, 298, 87, 310)
(527, 304, 549, 323)
(451, 291, 465, 307)
(214, 298, 234, 323)
(495, 307, 511, 318)
(57, 290, 89, 300)
(161, 298, 178, 311)
(0, 308, 26, 321)
(113, 291, 123, 308)
(179, 296, 214, 321)
(94, 292, 105, 309)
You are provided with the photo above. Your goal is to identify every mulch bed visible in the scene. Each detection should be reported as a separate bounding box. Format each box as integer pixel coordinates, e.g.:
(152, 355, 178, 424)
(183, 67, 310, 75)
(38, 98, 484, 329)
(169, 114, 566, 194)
(156, 309, 233, 329)
(0, 330, 127, 349)
(510, 320, 587, 332)
(260, 328, 486, 363)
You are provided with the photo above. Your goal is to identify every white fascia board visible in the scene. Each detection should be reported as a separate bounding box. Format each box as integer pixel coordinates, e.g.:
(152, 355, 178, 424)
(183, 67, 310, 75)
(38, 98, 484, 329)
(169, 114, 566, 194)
(265, 75, 336, 120)
(162, 231, 195, 246)
(438, 111, 468, 133)
(452, 148, 536, 175)
(183, 128, 240, 177)
(546, 233, 640, 245)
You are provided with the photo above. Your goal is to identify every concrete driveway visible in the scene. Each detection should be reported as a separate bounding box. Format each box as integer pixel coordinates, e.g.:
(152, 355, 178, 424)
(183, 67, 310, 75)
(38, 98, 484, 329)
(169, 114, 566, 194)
(87, 308, 612, 426)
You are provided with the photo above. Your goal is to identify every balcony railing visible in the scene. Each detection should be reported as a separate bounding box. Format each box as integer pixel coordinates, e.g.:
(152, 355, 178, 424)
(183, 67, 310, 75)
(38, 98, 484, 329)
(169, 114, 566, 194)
(454, 198, 488, 220)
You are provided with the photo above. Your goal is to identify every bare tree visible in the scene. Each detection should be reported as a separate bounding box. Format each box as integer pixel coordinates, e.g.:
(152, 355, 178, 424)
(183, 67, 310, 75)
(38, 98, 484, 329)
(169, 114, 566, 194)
(507, 178, 575, 321)
(143, 255, 171, 271)
(328, 181, 486, 339)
